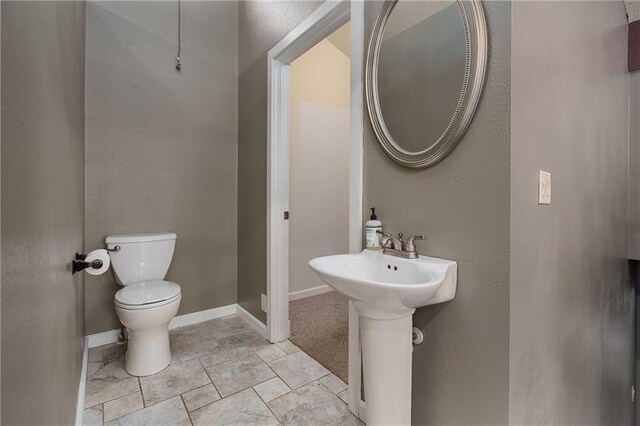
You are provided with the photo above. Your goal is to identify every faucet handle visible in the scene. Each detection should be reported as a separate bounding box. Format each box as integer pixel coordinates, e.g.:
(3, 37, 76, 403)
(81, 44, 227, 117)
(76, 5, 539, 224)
(405, 235, 426, 253)
(376, 230, 392, 248)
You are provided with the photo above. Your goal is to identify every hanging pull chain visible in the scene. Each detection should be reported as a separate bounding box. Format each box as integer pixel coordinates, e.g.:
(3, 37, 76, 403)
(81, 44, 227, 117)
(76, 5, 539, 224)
(176, 0, 182, 71)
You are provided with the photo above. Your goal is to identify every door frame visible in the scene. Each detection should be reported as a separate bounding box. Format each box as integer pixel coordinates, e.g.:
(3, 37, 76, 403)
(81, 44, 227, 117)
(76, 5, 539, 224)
(266, 0, 364, 417)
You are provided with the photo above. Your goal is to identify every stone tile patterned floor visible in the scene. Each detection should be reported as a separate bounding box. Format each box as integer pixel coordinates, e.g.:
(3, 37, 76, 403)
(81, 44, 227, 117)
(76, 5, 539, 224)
(83, 315, 362, 425)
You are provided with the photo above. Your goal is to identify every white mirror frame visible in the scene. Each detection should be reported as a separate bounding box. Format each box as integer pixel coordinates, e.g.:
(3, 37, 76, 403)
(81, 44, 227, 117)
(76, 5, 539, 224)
(365, 0, 487, 169)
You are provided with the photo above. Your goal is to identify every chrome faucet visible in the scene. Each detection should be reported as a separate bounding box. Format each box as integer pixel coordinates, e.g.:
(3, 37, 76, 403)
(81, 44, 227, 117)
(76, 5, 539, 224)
(377, 230, 426, 259)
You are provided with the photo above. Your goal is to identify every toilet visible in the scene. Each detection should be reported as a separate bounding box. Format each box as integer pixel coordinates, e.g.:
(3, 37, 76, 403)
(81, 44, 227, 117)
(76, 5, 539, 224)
(106, 232, 181, 376)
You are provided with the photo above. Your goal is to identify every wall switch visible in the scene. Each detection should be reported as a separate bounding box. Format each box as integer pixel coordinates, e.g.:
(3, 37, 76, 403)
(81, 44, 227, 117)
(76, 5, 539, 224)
(261, 294, 267, 312)
(538, 170, 551, 205)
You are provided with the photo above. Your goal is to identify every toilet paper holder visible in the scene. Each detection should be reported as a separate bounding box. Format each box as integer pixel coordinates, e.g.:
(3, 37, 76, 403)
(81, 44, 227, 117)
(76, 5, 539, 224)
(72, 252, 104, 275)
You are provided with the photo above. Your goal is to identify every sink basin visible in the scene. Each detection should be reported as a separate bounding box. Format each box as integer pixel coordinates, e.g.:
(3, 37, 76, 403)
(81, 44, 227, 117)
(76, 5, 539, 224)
(308, 249, 457, 315)
(309, 249, 457, 426)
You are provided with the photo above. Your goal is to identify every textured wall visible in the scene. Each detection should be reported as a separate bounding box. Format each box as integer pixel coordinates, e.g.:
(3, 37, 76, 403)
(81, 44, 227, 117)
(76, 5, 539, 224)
(1, 2, 85, 423)
(631, 72, 640, 259)
(510, 2, 633, 423)
(85, 1, 238, 333)
(289, 39, 350, 294)
(364, 1, 511, 423)
(626, 0, 640, 22)
(237, 0, 322, 322)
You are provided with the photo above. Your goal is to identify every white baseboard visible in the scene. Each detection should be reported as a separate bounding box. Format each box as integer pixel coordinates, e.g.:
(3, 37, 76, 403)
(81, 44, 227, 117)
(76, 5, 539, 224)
(75, 336, 89, 425)
(289, 284, 332, 301)
(236, 304, 267, 338)
(87, 329, 121, 349)
(168, 304, 237, 329)
(86, 303, 238, 348)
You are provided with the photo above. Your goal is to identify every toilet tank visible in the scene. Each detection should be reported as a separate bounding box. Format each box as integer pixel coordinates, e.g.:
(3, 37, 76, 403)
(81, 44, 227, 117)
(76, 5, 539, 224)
(105, 232, 177, 285)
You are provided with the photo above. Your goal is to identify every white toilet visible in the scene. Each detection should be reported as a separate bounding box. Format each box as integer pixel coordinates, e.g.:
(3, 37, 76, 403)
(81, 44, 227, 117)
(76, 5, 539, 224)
(106, 232, 181, 376)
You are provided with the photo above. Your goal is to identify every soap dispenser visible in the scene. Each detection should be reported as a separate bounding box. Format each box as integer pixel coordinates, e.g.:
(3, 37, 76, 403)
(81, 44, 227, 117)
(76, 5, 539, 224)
(366, 207, 383, 250)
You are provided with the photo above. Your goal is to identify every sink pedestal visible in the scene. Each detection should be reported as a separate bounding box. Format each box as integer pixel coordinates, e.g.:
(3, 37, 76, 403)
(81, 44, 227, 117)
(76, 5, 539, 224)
(356, 302, 415, 426)
(308, 250, 457, 425)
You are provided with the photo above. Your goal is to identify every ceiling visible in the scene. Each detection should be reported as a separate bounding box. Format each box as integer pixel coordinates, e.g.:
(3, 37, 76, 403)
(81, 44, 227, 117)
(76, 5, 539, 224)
(626, 0, 640, 22)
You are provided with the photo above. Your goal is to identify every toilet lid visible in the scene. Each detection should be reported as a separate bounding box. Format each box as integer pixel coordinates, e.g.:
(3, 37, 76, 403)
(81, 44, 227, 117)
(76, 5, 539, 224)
(115, 280, 181, 306)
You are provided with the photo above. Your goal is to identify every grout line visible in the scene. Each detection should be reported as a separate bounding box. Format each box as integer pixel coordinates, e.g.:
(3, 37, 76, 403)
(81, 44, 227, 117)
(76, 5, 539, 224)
(87, 387, 141, 411)
(104, 389, 141, 405)
(318, 371, 332, 380)
(197, 355, 224, 399)
(316, 379, 347, 401)
(252, 377, 292, 405)
(248, 387, 283, 423)
(261, 380, 296, 406)
(104, 398, 145, 423)
(210, 383, 252, 400)
(179, 394, 195, 425)
(205, 365, 276, 401)
(138, 377, 148, 408)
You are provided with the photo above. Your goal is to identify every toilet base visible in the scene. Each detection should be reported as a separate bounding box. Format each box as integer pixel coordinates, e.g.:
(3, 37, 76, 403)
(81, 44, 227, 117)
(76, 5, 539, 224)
(125, 325, 172, 376)
(115, 296, 181, 377)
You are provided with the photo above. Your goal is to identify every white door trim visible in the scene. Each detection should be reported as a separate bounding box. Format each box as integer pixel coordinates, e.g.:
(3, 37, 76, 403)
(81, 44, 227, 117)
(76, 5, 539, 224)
(347, 0, 364, 416)
(266, 0, 364, 418)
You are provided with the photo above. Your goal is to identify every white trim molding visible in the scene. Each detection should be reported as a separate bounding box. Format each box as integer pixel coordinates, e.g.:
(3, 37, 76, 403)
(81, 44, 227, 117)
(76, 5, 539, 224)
(168, 304, 236, 329)
(349, 0, 365, 256)
(289, 285, 333, 301)
(349, 0, 365, 418)
(86, 303, 238, 348)
(75, 337, 89, 426)
(86, 329, 122, 349)
(236, 304, 268, 338)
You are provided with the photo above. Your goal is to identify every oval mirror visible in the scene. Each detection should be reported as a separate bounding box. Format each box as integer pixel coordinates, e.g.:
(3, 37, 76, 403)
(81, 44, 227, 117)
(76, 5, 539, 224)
(365, 0, 487, 168)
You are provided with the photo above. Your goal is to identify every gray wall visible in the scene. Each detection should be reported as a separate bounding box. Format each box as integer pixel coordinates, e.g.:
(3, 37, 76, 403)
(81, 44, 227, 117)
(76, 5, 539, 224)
(363, 1, 511, 423)
(630, 70, 640, 259)
(1, 2, 85, 424)
(510, 2, 633, 424)
(85, 1, 238, 333)
(237, 0, 322, 322)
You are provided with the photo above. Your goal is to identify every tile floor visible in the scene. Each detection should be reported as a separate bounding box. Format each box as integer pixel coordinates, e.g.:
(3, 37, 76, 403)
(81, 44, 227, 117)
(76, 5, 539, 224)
(83, 315, 361, 425)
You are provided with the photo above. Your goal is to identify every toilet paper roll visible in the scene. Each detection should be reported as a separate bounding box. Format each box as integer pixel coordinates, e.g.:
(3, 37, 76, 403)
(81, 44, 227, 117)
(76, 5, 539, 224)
(85, 249, 110, 275)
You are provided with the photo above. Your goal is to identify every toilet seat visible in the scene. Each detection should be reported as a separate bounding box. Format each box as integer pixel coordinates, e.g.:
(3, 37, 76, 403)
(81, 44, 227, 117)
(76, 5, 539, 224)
(115, 280, 181, 310)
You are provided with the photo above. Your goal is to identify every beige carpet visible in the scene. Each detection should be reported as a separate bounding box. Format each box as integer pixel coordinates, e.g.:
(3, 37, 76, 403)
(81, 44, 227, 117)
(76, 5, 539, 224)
(289, 290, 349, 383)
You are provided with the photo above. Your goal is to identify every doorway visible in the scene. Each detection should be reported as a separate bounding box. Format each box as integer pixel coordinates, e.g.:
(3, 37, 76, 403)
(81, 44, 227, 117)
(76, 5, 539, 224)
(287, 21, 351, 384)
(266, 0, 364, 419)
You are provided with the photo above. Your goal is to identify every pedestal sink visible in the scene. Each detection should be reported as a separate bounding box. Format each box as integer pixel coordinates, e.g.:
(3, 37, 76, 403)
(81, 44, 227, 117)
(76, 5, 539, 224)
(309, 249, 457, 425)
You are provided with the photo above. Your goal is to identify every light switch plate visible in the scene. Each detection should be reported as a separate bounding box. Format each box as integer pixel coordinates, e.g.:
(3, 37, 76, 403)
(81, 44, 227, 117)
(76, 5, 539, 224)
(261, 293, 267, 312)
(538, 170, 551, 205)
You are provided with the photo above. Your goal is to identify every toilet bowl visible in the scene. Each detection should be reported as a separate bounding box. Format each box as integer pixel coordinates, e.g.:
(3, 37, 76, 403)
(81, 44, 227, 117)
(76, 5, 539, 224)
(106, 232, 181, 376)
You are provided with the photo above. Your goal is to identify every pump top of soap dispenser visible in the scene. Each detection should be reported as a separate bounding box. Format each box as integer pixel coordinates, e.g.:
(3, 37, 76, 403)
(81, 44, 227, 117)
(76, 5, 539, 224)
(370, 207, 377, 220)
